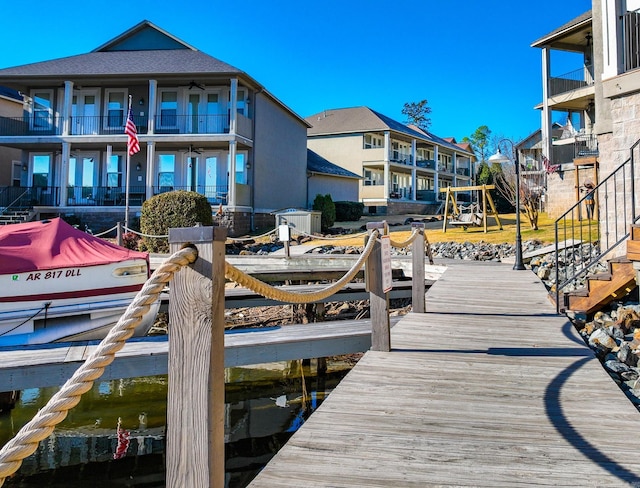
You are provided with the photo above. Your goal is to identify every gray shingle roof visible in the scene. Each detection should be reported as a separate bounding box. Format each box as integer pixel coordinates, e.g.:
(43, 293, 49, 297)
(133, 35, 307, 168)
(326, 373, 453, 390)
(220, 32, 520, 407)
(307, 150, 361, 179)
(306, 106, 473, 155)
(0, 49, 242, 78)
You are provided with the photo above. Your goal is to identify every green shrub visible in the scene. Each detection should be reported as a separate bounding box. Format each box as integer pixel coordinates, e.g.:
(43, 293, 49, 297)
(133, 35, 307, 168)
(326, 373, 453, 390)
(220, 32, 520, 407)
(140, 190, 214, 252)
(312, 194, 336, 232)
(335, 201, 364, 222)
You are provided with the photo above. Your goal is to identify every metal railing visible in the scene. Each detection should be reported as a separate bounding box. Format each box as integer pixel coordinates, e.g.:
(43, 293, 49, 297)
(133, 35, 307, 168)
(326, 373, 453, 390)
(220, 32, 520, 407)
(623, 10, 640, 72)
(152, 185, 228, 204)
(0, 113, 246, 137)
(549, 65, 594, 97)
(0, 186, 58, 208)
(554, 138, 640, 312)
(65, 186, 147, 206)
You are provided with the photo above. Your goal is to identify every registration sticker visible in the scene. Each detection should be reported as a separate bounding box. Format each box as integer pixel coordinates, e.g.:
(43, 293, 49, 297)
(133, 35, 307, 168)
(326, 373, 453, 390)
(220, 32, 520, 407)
(11, 275, 18, 281)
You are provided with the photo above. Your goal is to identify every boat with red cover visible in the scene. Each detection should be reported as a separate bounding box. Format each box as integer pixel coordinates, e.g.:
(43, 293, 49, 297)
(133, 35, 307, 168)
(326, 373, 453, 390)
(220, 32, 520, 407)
(0, 218, 159, 346)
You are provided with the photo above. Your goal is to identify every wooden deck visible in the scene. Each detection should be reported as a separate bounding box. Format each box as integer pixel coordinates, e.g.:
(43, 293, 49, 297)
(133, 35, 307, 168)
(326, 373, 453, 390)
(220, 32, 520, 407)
(248, 261, 640, 487)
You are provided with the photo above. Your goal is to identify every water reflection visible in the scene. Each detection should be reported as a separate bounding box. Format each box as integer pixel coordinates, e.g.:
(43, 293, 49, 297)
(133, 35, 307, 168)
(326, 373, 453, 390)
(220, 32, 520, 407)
(0, 358, 353, 487)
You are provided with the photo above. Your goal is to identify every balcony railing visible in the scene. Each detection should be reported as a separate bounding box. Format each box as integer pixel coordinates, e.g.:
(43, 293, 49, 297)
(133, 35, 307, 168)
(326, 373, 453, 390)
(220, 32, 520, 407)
(550, 134, 599, 165)
(0, 185, 230, 208)
(0, 186, 58, 208)
(416, 159, 436, 170)
(456, 168, 470, 176)
(0, 113, 254, 137)
(623, 10, 640, 72)
(549, 65, 594, 97)
(390, 154, 412, 165)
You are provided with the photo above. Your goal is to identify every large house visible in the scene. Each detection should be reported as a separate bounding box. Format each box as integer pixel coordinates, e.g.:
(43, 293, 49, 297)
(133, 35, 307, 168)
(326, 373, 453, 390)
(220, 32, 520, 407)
(533, 1, 640, 234)
(531, 10, 598, 218)
(0, 20, 310, 236)
(305, 107, 476, 215)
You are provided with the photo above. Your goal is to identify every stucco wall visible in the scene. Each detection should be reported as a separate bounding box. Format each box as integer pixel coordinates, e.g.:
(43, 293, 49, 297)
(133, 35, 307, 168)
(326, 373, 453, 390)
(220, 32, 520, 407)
(252, 95, 308, 212)
(307, 134, 366, 177)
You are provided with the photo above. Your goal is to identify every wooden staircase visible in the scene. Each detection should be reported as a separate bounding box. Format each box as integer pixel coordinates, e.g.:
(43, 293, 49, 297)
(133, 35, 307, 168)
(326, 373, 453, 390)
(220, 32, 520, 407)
(563, 224, 640, 315)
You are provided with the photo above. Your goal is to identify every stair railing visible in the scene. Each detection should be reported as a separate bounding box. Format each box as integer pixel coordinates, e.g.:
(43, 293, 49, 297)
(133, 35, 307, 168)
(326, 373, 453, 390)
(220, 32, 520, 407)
(554, 138, 640, 313)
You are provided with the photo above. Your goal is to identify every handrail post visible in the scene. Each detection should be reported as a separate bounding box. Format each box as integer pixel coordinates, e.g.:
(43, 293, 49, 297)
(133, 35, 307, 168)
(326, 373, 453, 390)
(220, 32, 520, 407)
(167, 225, 227, 488)
(117, 221, 123, 247)
(411, 222, 426, 313)
(366, 221, 390, 352)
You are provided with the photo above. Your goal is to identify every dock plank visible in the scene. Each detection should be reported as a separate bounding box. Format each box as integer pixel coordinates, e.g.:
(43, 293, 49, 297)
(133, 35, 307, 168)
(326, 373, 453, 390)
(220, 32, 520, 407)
(248, 262, 640, 487)
(0, 317, 401, 390)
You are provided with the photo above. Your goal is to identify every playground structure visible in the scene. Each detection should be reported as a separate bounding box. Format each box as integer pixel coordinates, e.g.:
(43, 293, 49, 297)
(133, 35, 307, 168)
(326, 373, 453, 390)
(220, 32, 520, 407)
(440, 185, 502, 233)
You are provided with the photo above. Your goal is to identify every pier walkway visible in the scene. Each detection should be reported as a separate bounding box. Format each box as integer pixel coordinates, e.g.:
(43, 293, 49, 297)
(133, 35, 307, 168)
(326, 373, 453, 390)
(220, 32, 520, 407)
(248, 261, 640, 487)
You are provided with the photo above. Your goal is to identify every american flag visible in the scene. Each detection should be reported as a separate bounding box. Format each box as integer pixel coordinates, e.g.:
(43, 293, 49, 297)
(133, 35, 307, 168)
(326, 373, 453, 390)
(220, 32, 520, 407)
(125, 107, 140, 156)
(542, 155, 559, 174)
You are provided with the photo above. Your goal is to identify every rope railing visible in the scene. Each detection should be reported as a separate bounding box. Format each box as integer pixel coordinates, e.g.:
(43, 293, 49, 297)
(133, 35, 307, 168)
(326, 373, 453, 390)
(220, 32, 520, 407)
(225, 229, 379, 303)
(92, 224, 118, 238)
(0, 223, 430, 484)
(0, 247, 199, 486)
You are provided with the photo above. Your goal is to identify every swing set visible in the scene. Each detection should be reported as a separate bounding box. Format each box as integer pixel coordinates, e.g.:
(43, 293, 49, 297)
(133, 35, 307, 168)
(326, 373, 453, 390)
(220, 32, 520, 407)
(440, 184, 503, 233)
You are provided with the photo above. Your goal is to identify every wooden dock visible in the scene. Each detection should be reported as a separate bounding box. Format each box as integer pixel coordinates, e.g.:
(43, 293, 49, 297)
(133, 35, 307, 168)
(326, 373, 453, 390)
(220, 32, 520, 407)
(248, 261, 640, 487)
(0, 316, 402, 391)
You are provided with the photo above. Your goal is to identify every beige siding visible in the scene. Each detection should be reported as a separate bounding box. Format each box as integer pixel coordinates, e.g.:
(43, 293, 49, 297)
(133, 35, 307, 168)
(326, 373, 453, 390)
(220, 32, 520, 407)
(308, 175, 359, 207)
(307, 134, 367, 175)
(252, 94, 308, 211)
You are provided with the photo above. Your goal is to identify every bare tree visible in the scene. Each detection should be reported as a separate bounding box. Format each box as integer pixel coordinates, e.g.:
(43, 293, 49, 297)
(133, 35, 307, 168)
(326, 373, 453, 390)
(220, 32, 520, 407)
(494, 161, 545, 230)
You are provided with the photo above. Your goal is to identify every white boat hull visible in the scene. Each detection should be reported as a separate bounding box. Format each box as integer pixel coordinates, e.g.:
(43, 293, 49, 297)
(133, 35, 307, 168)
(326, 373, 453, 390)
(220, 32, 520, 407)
(0, 259, 158, 346)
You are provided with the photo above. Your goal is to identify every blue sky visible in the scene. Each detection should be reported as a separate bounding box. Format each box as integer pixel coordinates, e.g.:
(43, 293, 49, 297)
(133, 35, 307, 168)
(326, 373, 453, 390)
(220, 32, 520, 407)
(0, 0, 591, 143)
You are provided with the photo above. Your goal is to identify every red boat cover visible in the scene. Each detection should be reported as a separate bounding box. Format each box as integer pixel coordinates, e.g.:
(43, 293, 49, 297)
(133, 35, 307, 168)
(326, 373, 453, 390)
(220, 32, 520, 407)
(0, 218, 149, 274)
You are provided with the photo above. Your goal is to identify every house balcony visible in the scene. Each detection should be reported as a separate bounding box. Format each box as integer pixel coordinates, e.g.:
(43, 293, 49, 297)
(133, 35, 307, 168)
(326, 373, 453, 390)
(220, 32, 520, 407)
(623, 10, 640, 72)
(0, 113, 253, 139)
(549, 65, 594, 98)
(456, 167, 470, 177)
(416, 159, 436, 170)
(551, 134, 599, 165)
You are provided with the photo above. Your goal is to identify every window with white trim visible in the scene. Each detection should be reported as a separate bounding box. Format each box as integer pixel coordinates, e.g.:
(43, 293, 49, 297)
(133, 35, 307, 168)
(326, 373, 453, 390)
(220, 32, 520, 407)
(364, 134, 383, 149)
(363, 169, 383, 186)
(105, 90, 127, 128)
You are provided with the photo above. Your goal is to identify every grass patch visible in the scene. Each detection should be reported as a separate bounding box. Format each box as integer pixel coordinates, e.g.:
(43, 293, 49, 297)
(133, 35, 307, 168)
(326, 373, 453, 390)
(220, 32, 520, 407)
(308, 213, 598, 247)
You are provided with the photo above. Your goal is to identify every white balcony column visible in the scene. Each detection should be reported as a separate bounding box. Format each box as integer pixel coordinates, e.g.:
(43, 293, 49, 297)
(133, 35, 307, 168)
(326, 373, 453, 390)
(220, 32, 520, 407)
(228, 140, 237, 206)
(452, 153, 457, 187)
(383, 131, 390, 199)
(60, 143, 71, 205)
(146, 141, 155, 200)
(541, 46, 553, 164)
(433, 145, 439, 195)
(62, 81, 73, 136)
(229, 78, 238, 135)
(411, 139, 417, 200)
(148, 79, 157, 134)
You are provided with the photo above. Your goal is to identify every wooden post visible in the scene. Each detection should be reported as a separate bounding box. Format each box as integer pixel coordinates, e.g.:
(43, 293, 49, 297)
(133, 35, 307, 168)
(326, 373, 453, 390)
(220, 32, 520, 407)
(117, 221, 123, 247)
(366, 221, 390, 352)
(411, 222, 426, 313)
(166, 226, 227, 488)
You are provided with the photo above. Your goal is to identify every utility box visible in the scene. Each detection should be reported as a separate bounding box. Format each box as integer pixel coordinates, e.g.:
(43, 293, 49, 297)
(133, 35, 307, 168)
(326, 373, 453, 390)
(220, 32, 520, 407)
(274, 209, 322, 235)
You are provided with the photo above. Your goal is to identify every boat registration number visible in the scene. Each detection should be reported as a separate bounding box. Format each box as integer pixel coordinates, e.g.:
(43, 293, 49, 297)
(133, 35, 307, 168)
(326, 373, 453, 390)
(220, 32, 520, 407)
(23, 269, 83, 281)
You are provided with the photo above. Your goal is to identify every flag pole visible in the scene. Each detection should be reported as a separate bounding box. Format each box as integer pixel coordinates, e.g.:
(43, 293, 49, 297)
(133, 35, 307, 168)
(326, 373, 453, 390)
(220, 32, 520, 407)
(124, 95, 132, 231)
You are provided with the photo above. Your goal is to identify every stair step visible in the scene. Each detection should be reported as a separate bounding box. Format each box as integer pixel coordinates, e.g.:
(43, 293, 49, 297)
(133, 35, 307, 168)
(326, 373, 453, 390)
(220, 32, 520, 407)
(565, 260, 637, 314)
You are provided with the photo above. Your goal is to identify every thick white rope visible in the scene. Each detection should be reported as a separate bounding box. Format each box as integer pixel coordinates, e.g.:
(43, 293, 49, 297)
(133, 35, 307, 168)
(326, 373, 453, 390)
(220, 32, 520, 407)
(0, 247, 198, 486)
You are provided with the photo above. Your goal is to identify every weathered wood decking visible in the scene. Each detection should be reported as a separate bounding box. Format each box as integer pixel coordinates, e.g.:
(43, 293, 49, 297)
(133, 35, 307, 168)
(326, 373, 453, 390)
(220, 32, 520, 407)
(248, 261, 640, 487)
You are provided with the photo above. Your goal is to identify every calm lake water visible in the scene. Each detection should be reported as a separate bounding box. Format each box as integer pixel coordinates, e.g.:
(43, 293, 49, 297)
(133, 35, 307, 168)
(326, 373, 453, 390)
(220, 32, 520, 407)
(0, 358, 353, 487)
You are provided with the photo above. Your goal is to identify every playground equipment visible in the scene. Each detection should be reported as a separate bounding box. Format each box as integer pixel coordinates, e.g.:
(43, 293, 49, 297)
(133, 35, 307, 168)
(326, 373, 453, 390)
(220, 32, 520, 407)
(441, 185, 502, 233)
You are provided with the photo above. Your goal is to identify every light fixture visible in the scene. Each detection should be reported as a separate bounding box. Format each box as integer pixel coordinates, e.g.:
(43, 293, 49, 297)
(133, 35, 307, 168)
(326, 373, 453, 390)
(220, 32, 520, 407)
(138, 97, 145, 106)
(135, 163, 141, 171)
(22, 164, 27, 171)
(488, 140, 525, 270)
